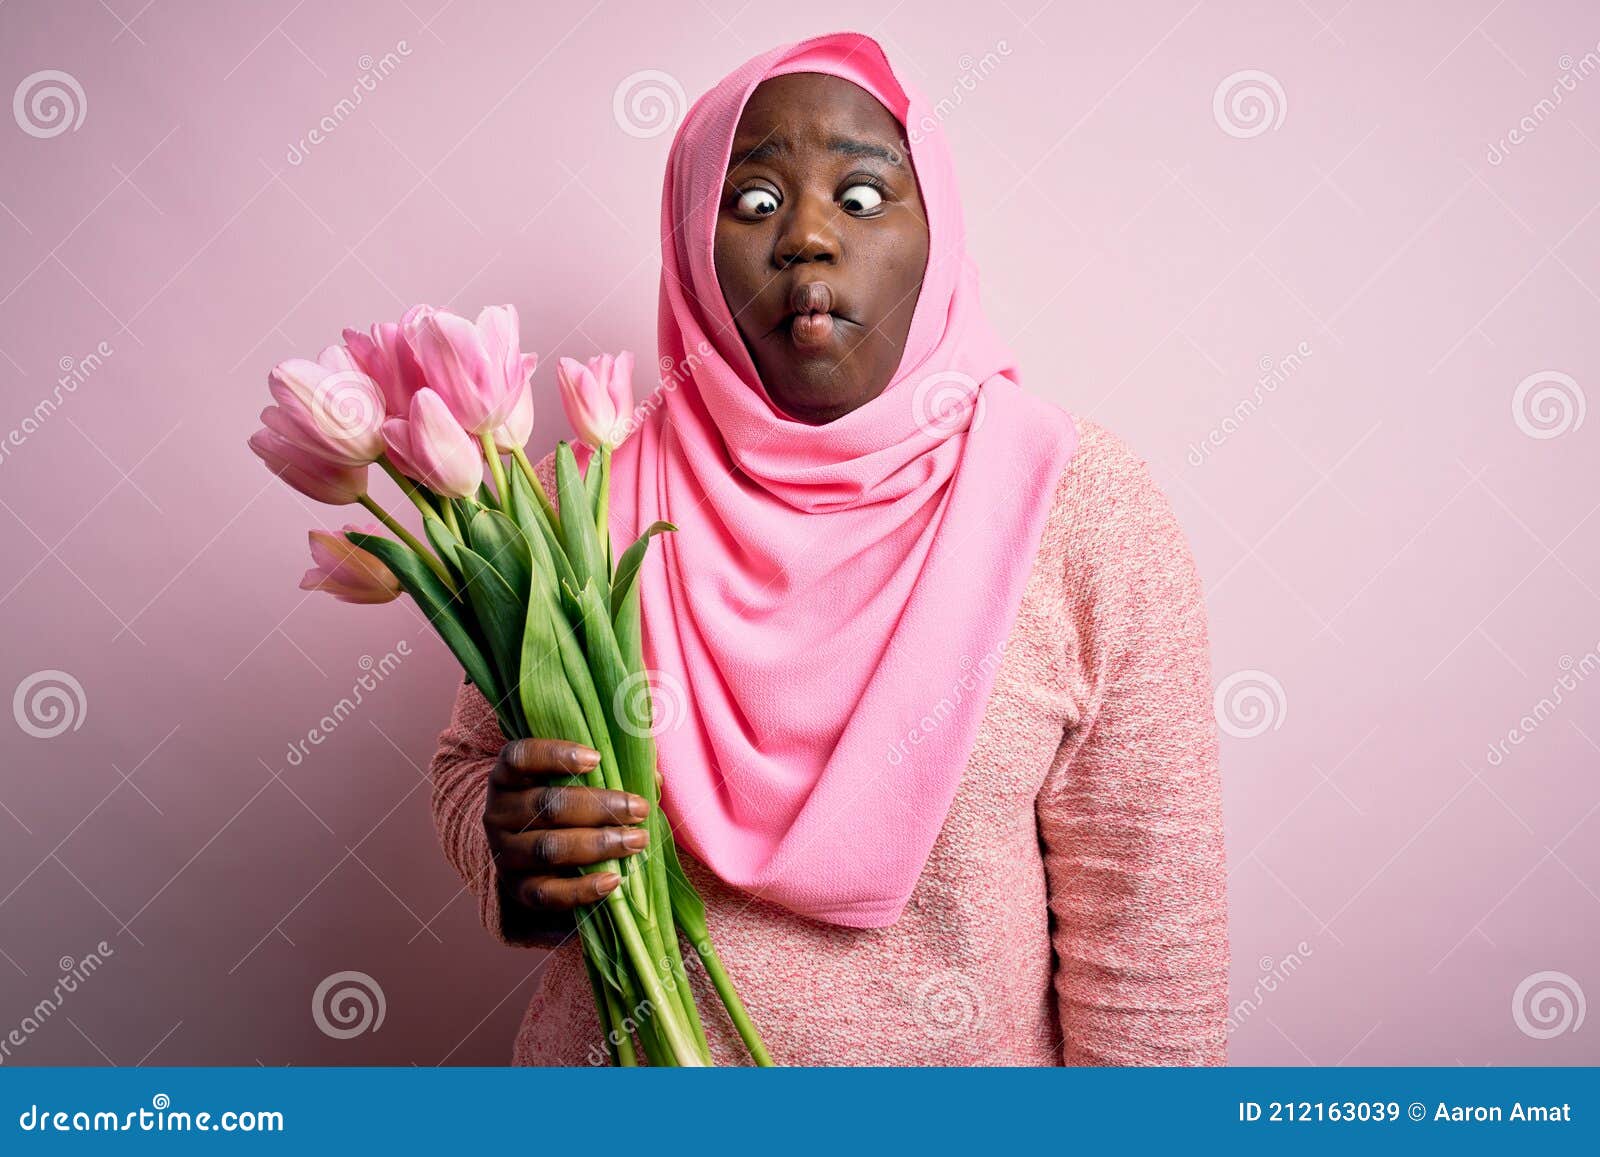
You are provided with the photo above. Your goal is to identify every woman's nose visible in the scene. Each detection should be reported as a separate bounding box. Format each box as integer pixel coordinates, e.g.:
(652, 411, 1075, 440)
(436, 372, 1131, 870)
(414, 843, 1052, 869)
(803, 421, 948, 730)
(773, 196, 839, 266)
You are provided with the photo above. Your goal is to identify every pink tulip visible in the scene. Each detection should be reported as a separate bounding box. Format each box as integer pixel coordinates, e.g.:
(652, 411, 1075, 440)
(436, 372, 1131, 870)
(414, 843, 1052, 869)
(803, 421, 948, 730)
(343, 308, 431, 416)
(262, 344, 386, 466)
(403, 304, 538, 436)
(556, 351, 635, 448)
(491, 381, 534, 452)
(299, 524, 402, 604)
(248, 428, 369, 505)
(381, 387, 483, 499)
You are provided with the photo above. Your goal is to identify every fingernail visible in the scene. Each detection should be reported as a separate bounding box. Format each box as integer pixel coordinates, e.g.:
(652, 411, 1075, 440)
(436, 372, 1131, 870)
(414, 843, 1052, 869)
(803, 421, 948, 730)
(596, 872, 621, 894)
(621, 828, 650, 852)
(571, 744, 601, 770)
(626, 794, 649, 820)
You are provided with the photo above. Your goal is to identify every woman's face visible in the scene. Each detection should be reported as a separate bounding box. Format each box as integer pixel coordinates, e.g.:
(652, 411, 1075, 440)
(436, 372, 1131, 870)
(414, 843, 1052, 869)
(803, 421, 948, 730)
(713, 73, 929, 425)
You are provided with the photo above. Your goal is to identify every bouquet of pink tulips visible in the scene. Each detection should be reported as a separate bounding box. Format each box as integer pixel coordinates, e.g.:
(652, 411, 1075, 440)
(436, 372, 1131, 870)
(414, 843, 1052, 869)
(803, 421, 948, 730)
(248, 303, 769, 1067)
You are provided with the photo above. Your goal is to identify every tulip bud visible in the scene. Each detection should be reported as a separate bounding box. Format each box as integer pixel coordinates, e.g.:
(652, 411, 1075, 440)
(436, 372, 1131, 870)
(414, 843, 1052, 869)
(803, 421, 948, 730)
(556, 351, 635, 448)
(300, 525, 402, 604)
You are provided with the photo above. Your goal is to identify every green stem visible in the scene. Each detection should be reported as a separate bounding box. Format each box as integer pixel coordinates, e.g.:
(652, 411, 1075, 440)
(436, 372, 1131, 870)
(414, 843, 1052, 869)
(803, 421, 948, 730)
(377, 457, 441, 523)
(595, 443, 611, 570)
(357, 495, 453, 589)
(605, 890, 704, 1066)
(440, 498, 460, 538)
(511, 445, 560, 537)
(600, 985, 637, 1067)
(480, 434, 509, 510)
(582, 952, 620, 1067)
(693, 938, 773, 1066)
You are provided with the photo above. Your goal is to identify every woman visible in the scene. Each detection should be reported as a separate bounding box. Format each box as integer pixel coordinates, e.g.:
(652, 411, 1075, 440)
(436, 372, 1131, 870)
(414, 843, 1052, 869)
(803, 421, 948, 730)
(429, 30, 1229, 1065)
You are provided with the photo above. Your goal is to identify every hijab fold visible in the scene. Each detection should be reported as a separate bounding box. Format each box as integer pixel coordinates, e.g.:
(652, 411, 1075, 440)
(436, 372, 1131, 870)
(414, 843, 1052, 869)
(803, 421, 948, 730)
(605, 30, 1079, 928)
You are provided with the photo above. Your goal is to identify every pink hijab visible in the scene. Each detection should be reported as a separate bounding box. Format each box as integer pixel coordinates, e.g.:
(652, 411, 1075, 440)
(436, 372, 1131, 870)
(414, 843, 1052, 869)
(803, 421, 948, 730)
(605, 30, 1079, 928)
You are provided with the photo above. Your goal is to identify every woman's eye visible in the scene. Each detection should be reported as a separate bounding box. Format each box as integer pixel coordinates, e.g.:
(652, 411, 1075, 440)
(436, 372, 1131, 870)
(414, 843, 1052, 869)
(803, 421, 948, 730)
(840, 183, 884, 214)
(735, 188, 779, 217)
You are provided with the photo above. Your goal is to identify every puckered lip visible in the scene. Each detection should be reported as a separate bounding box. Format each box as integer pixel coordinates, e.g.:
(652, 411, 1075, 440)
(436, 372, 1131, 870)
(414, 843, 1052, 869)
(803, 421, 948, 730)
(765, 278, 859, 337)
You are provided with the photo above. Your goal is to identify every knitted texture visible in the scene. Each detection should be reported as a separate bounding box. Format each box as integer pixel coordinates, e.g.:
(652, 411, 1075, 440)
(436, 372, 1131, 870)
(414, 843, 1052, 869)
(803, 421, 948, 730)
(427, 414, 1230, 1065)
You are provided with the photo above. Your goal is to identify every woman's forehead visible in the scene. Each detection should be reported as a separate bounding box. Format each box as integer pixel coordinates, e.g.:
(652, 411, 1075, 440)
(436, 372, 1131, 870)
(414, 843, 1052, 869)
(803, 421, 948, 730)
(732, 73, 902, 146)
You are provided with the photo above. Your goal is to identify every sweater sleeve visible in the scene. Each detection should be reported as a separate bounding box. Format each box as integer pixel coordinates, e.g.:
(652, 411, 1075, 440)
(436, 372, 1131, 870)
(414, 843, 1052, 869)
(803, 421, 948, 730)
(1036, 424, 1230, 1065)
(427, 446, 565, 949)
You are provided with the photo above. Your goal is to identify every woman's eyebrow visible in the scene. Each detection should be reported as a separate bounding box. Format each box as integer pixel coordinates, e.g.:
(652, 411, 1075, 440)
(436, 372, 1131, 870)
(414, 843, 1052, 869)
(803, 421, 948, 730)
(727, 134, 906, 170)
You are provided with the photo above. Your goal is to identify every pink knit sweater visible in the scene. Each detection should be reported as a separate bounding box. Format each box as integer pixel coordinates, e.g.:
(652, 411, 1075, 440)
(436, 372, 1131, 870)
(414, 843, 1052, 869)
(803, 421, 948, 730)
(427, 414, 1230, 1065)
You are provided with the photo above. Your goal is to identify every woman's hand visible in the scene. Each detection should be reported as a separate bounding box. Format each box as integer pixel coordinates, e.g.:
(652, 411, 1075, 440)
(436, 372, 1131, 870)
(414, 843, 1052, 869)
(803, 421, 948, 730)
(482, 738, 651, 946)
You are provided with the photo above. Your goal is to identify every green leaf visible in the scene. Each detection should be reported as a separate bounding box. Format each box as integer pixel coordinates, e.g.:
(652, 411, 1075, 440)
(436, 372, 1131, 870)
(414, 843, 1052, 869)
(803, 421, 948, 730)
(577, 580, 655, 804)
(610, 521, 676, 621)
(516, 573, 592, 749)
(422, 514, 461, 576)
(512, 463, 578, 609)
(555, 442, 606, 604)
(346, 532, 507, 732)
(466, 507, 532, 602)
(553, 578, 624, 797)
(454, 545, 528, 735)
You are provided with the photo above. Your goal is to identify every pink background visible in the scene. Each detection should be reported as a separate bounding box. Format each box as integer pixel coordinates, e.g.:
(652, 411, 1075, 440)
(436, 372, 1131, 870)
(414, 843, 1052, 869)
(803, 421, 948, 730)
(2, 0, 1596, 1065)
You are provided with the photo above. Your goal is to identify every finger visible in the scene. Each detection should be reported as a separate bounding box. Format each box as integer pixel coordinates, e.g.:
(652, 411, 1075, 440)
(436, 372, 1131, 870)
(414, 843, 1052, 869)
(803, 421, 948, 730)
(511, 871, 621, 912)
(493, 738, 600, 784)
(497, 825, 650, 870)
(505, 784, 648, 829)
